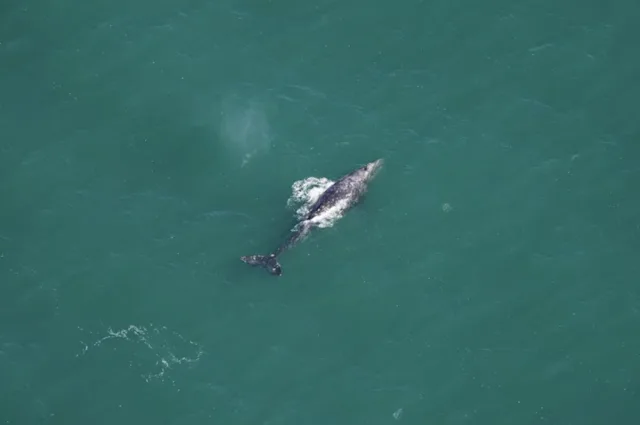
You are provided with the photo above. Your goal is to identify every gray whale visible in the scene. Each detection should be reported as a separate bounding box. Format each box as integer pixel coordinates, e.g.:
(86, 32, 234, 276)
(240, 159, 384, 276)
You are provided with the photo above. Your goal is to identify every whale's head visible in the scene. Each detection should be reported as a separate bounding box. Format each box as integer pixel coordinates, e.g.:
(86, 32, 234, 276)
(357, 158, 384, 183)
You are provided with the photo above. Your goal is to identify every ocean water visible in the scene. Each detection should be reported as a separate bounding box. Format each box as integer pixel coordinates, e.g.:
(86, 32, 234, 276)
(1, 0, 639, 424)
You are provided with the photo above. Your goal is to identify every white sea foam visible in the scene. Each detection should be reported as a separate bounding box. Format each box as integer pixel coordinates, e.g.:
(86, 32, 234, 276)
(77, 324, 204, 384)
(287, 176, 349, 228)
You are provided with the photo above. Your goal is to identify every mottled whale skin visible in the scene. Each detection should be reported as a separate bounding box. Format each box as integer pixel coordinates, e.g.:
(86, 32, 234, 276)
(240, 159, 384, 276)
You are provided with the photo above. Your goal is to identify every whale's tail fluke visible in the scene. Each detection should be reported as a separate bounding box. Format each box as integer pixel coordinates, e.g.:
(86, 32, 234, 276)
(240, 253, 282, 276)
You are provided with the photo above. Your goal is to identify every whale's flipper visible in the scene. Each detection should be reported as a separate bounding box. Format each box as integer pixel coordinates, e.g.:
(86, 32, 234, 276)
(240, 253, 282, 276)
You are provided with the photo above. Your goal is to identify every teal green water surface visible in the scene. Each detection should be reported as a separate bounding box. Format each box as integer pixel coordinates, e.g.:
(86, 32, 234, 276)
(1, 0, 639, 424)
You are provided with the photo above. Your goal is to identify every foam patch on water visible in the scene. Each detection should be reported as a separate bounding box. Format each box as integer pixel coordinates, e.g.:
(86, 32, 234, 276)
(287, 176, 348, 228)
(287, 177, 333, 217)
(76, 324, 204, 385)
